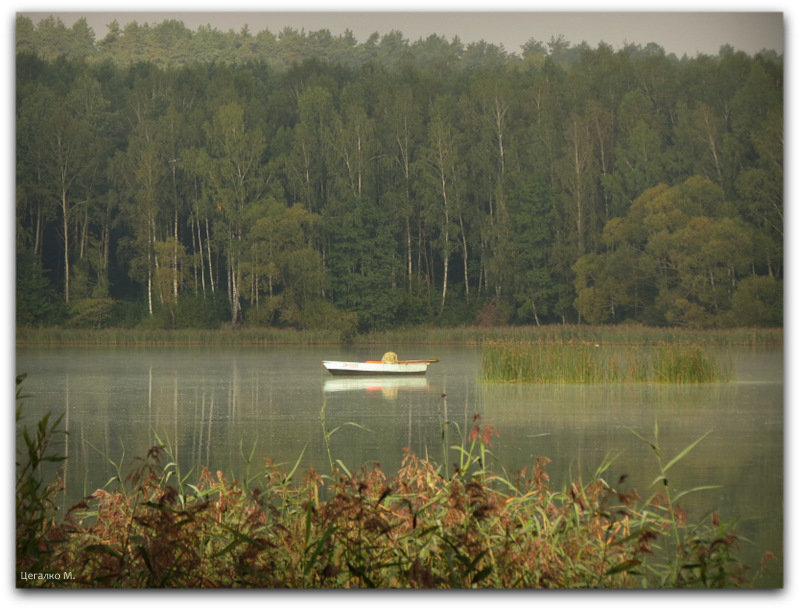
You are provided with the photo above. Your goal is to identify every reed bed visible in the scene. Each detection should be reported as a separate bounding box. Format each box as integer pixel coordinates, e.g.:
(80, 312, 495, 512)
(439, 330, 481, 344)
(17, 324, 782, 347)
(482, 341, 732, 384)
(17, 417, 770, 588)
(363, 324, 782, 347)
(15, 327, 344, 346)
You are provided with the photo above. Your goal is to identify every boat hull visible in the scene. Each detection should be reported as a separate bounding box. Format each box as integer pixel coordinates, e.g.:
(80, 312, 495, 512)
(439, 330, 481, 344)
(322, 360, 429, 376)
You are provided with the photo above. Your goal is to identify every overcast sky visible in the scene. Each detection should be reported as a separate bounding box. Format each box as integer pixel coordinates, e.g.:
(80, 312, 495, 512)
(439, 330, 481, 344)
(17, 2, 785, 58)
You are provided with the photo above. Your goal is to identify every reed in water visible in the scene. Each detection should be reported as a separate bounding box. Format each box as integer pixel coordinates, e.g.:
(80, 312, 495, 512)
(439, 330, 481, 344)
(17, 403, 770, 588)
(481, 341, 731, 383)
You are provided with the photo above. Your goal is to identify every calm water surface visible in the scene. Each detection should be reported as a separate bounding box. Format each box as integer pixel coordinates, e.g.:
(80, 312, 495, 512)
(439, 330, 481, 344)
(16, 343, 783, 586)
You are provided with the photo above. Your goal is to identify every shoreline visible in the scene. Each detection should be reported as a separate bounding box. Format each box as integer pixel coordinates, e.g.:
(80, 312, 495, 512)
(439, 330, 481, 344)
(15, 325, 783, 347)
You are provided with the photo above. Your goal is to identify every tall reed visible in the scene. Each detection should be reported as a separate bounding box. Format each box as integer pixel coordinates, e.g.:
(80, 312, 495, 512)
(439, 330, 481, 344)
(17, 416, 773, 588)
(482, 341, 731, 383)
(361, 324, 782, 347)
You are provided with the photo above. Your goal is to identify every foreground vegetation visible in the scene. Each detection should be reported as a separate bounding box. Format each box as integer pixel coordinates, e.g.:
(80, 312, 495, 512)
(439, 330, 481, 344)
(17, 378, 777, 588)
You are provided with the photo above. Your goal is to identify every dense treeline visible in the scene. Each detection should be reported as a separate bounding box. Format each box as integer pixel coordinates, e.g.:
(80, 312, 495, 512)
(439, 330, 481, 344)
(15, 16, 783, 333)
(14, 14, 606, 70)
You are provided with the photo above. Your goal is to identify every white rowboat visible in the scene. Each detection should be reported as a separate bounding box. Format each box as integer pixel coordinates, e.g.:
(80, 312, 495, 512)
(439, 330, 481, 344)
(321, 359, 437, 376)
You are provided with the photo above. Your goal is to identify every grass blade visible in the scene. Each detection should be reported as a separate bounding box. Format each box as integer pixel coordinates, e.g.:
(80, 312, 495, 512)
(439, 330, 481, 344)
(663, 430, 712, 474)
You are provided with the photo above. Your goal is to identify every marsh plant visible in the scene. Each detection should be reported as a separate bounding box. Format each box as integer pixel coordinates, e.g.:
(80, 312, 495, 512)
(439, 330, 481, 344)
(15, 374, 66, 576)
(16, 325, 783, 348)
(17, 386, 773, 588)
(482, 341, 732, 384)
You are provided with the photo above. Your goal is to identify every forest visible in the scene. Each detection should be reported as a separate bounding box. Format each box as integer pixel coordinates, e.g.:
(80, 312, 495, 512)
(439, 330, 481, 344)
(15, 15, 784, 333)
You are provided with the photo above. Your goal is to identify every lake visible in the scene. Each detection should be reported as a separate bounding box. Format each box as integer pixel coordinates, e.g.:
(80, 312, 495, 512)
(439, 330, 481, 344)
(15, 343, 783, 587)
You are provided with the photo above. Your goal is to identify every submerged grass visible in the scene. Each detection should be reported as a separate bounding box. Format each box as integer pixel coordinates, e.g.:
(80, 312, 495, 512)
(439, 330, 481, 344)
(482, 341, 732, 383)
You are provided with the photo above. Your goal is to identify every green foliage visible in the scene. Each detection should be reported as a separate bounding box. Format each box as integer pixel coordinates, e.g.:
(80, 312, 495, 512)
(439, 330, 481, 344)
(16, 250, 66, 326)
(16, 375, 67, 579)
(574, 177, 780, 327)
(729, 276, 782, 327)
(173, 294, 230, 329)
(15, 16, 783, 332)
(284, 298, 358, 341)
(130, 294, 231, 330)
(67, 297, 117, 328)
(626, 423, 754, 587)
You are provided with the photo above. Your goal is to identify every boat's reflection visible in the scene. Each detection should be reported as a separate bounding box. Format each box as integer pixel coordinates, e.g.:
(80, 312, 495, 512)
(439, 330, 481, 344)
(323, 376, 430, 400)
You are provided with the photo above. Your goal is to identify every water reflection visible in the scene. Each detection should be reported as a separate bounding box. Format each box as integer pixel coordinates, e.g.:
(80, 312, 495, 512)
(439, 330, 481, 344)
(16, 344, 782, 586)
(323, 376, 430, 400)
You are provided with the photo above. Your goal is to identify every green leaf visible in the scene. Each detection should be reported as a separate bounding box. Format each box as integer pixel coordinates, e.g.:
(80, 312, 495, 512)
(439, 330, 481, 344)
(211, 522, 267, 559)
(663, 430, 712, 473)
(335, 459, 352, 477)
(85, 543, 123, 559)
(137, 545, 154, 574)
(303, 523, 337, 575)
(605, 559, 642, 576)
(210, 538, 243, 559)
(672, 484, 722, 502)
(282, 444, 307, 485)
(472, 564, 493, 584)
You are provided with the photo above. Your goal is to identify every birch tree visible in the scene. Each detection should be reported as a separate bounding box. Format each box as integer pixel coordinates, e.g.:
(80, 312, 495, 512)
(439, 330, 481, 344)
(199, 102, 268, 325)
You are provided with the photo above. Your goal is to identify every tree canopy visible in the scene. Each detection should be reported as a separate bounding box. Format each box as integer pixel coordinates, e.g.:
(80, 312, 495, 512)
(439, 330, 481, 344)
(15, 16, 783, 331)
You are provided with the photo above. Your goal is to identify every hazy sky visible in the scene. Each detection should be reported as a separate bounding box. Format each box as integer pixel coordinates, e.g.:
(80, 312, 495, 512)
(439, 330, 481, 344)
(18, 3, 784, 58)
